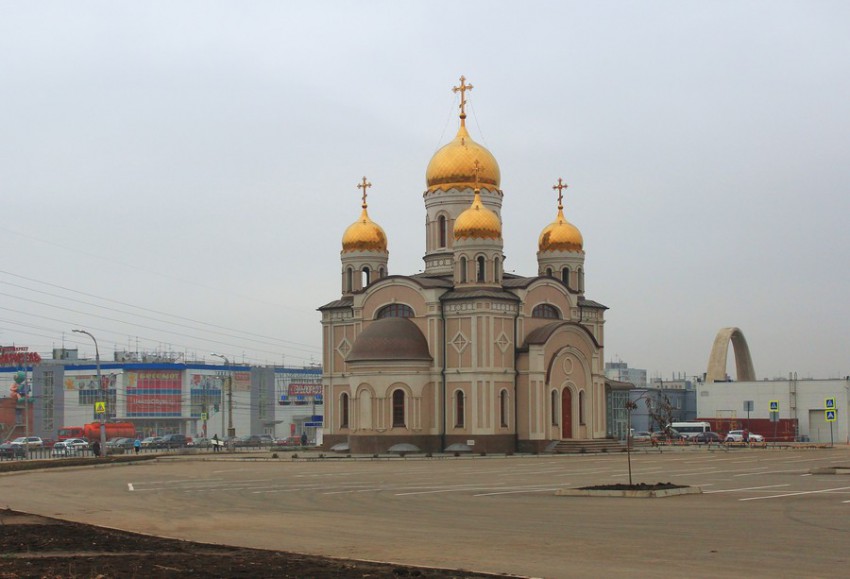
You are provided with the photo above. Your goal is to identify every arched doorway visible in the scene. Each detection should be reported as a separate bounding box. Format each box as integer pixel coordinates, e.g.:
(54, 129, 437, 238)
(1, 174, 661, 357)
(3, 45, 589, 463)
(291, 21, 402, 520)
(561, 389, 573, 439)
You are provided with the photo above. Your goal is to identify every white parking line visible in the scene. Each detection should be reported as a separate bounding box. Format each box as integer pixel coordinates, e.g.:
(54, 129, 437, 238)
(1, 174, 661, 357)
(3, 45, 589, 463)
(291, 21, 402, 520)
(704, 484, 790, 494)
(474, 488, 559, 497)
(127, 483, 134, 491)
(323, 488, 385, 495)
(740, 485, 850, 501)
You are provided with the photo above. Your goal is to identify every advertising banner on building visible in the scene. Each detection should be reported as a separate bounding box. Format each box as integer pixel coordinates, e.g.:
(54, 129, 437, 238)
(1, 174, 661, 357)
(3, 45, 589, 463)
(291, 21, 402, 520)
(233, 371, 251, 392)
(64, 374, 111, 390)
(126, 370, 182, 416)
(288, 383, 323, 396)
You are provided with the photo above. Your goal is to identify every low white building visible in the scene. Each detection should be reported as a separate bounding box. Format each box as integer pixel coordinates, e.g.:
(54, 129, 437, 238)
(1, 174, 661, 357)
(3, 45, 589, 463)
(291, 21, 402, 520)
(696, 378, 849, 443)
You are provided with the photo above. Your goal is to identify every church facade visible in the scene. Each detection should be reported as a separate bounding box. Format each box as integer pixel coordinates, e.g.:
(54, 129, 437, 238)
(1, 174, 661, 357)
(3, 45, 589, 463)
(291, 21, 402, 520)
(320, 78, 609, 454)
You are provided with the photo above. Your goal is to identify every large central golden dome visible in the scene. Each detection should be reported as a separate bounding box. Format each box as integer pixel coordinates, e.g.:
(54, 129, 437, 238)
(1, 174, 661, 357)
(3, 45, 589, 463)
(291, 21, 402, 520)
(426, 123, 501, 191)
(454, 188, 502, 240)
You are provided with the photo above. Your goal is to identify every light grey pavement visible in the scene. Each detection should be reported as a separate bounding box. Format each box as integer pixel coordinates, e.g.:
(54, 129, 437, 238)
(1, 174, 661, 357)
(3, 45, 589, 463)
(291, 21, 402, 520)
(2, 447, 849, 578)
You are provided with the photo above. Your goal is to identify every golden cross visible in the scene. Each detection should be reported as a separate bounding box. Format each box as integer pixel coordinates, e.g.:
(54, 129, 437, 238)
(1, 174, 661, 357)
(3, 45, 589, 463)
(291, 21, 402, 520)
(452, 75, 473, 118)
(357, 176, 371, 207)
(552, 178, 568, 208)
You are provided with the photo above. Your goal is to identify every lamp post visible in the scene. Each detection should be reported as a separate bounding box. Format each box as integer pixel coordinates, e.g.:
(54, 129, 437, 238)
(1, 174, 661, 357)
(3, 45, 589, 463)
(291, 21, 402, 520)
(211, 353, 234, 438)
(73, 329, 106, 457)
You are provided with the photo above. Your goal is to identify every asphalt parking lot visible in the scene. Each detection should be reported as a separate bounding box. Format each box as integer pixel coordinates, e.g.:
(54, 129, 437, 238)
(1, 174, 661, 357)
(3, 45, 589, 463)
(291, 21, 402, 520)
(2, 446, 848, 578)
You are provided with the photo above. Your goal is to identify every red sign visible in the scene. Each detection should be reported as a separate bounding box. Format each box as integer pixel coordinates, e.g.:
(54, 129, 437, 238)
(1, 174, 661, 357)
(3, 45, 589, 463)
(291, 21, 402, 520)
(0, 346, 42, 366)
(126, 371, 182, 415)
(288, 383, 323, 396)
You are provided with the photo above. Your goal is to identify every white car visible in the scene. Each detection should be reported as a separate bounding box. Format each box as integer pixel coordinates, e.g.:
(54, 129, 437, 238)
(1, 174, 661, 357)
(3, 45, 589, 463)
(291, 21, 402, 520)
(52, 440, 87, 456)
(725, 430, 765, 443)
(11, 436, 43, 448)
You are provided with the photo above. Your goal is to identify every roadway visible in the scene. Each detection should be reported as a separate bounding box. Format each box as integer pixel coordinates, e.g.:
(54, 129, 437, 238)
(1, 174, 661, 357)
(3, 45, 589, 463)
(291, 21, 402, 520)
(2, 447, 849, 578)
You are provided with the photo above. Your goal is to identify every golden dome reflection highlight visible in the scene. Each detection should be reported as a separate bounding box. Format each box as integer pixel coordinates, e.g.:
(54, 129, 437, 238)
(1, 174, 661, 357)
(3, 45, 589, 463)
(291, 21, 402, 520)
(538, 178, 583, 252)
(341, 177, 388, 253)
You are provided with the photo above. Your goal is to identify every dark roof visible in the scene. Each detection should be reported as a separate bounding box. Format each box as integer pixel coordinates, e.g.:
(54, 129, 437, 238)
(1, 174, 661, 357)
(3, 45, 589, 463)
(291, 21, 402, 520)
(346, 317, 433, 363)
(317, 296, 353, 311)
(578, 297, 608, 310)
(522, 321, 601, 350)
(501, 276, 537, 288)
(440, 288, 521, 302)
(605, 378, 635, 390)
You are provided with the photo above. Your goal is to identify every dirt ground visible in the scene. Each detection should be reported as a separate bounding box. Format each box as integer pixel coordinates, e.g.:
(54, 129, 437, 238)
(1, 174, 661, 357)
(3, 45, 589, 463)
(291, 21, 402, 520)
(0, 508, 506, 579)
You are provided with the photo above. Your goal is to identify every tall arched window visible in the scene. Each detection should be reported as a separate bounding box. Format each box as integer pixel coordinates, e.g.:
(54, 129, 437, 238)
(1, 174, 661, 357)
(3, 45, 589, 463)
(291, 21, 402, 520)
(551, 390, 559, 425)
(579, 390, 586, 425)
(460, 257, 467, 283)
(340, 393, 350, 429)
(392, 390, 406, 427)
(455, 390, 465, 428)
(438, 215, 447, 248)
(494, 257, 501, 282)
(545, 267, 553, 277)
(561, 267, 570, 286)
(362, 266, 371, 287)
(532, 304, 561, 319)
(477, 256, 486, 282)
(578, 267, 585, 292)
(376, 303, 414, 319)
(346, 267, 353, 292)
(500, 390, 509, 427)
(379, 267, 385, 279)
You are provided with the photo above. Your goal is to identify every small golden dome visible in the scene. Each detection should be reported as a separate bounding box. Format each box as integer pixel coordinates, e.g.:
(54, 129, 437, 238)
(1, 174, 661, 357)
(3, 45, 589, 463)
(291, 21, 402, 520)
(426, 123, 501, 191)
(538, 208, 583, 252)
(454, 189, 502, 240)
(342, 177, 387, 253)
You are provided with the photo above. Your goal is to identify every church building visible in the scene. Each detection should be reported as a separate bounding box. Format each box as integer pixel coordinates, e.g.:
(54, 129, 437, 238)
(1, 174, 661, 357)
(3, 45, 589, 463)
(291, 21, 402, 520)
(320, 78, 610, 454)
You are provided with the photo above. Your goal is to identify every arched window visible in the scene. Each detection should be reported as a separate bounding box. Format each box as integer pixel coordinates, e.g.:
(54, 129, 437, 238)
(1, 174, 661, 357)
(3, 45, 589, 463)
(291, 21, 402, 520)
(376, 303, 414, 319)
(578, 267, 585, 292)
(561, 267, 570, 286)
(379, 267, 385, 279)
(362, 266, 371, 287)
(392, 390, 405, 427)
(500, 390, 509, 427)
(460, 257, 467, 283)
(551, 390, 558, 425)
(546, 267, 553, 277)
(346, 267, 353, 292)
(438, 215, 447, 248)
(494, 257, 501, 283)
(455, 390, 465, 428)
(579, 390, 586, 425)
(477, 256, 486, 282)
(532, 304, 561, 319)
(340, 393, 350, 429)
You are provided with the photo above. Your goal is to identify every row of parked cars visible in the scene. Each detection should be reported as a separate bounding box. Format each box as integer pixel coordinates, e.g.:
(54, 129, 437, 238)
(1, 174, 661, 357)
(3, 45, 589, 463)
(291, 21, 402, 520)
(631, 429, 765, 444)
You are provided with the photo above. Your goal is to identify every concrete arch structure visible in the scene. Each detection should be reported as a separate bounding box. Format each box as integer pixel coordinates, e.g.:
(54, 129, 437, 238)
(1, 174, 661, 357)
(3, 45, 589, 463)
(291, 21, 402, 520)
(706, 327, 756, 383)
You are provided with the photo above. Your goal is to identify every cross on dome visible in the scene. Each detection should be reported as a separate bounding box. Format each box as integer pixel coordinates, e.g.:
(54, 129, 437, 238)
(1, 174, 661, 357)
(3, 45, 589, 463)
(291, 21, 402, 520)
(552, 178, 568, 209)
(452, 75, 474, 121)
(357, 176, 372, 208)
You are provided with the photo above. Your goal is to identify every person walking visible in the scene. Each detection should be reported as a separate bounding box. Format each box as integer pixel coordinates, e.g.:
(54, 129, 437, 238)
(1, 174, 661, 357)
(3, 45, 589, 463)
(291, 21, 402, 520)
(133, 438, 141, 454)
(300, 431, 308, 447)
(91, 440, 101, 457)
(212, 434, 220, 453)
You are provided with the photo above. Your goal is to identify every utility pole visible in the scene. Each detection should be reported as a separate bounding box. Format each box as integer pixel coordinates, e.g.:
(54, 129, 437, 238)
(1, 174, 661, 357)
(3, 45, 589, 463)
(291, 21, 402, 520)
(74, 329, 106, 457)
(211, 353, 235, 438)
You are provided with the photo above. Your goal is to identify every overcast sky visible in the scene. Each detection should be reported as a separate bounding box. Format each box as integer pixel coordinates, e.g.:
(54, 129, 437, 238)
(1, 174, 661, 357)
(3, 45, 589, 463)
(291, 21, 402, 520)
(1, 1, 848, 380)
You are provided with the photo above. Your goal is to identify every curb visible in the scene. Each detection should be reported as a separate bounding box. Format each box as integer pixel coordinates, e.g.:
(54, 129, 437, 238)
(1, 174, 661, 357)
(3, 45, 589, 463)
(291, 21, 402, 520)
(554, 486, 702, 498)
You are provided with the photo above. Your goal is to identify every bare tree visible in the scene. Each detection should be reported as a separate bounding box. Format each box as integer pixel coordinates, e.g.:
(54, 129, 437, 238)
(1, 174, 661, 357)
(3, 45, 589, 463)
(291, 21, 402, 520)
(645, 393, 675, 435)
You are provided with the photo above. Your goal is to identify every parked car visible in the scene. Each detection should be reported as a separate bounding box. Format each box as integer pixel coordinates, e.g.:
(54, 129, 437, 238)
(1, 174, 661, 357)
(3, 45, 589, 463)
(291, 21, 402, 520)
(64, 438, 90, 450)
(188, 437, 211, 448)
(11, 436, 44, 448)
(725, 430, 765, 443)
(140, 436, 162, 448)
(692, 431, 722, 444)
(158, 434, 189, 449)
(0, 442, 26, 459)
(631, 431, 653, 442)
(650, 429, 685, 443)
(51, 441, 82, 456)
(238, 435, 274, 447)
(106, 437, 135, 450)
(273, 436, 303, 447)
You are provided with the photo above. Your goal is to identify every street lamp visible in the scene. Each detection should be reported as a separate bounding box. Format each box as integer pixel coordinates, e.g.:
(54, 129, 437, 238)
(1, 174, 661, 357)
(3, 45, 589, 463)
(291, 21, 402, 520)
(73, 329, 106, 457)
(210, 353, 234, 438)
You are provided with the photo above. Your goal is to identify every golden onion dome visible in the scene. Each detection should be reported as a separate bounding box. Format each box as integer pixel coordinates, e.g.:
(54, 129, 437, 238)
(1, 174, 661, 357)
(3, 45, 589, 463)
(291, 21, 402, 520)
(426, 123, 501, 191)
(342, 177, 388, 253)
(538, 180, 583, 252)
(454, 188, 502, 240)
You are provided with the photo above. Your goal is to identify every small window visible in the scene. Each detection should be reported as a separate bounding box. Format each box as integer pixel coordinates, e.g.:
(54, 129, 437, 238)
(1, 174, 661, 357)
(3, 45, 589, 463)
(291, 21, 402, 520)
(551, 390, 558, 425)
(578, 267, 585, 292)
(379, 267, 385, 279)
(340, 393, 350, 429)
(346, 267, 354, 292)
(376, 304, 414, 319)
(392, 390, 405, 427)
(579, 390, 585, 425)
(495, 257, 501, 283)
(546, 268, 553, 277)
(362, 267, 371, 287)
(500, 390, 509, 427)
(477, 256, 485, 282)
(455, 390, 465, 428)
(532, 304, 561, 319)
(460, 257, 467, 283)
(561, 267, 570, 286)
(438, 215, 447, 248)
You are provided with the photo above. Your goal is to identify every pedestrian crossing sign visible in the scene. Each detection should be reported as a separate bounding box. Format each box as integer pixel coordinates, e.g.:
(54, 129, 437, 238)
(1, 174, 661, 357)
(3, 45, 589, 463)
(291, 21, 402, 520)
(769, 400, 779, 412)
(95, 402, 106, 414)
(825, 398, 836, 410)
(825, 410, 836, 422)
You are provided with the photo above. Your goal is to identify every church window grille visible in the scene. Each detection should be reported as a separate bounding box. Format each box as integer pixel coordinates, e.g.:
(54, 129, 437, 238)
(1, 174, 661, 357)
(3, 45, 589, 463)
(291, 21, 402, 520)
(340, 393, 350, 429)
(455, 390, 465, 428)
(438, 215, 447, 248)
(376, 303, 414, 319)
(392, 390, 406, 427)
(532, 304, 561, 319)
(460, 257, 467, 283)
(477, 256, 485, 282)
(500, 389, 509, 427)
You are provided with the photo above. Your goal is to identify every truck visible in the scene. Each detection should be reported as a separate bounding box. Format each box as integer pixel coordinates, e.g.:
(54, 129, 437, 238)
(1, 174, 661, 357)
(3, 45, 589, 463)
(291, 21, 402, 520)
(57, 422, 136, 442)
